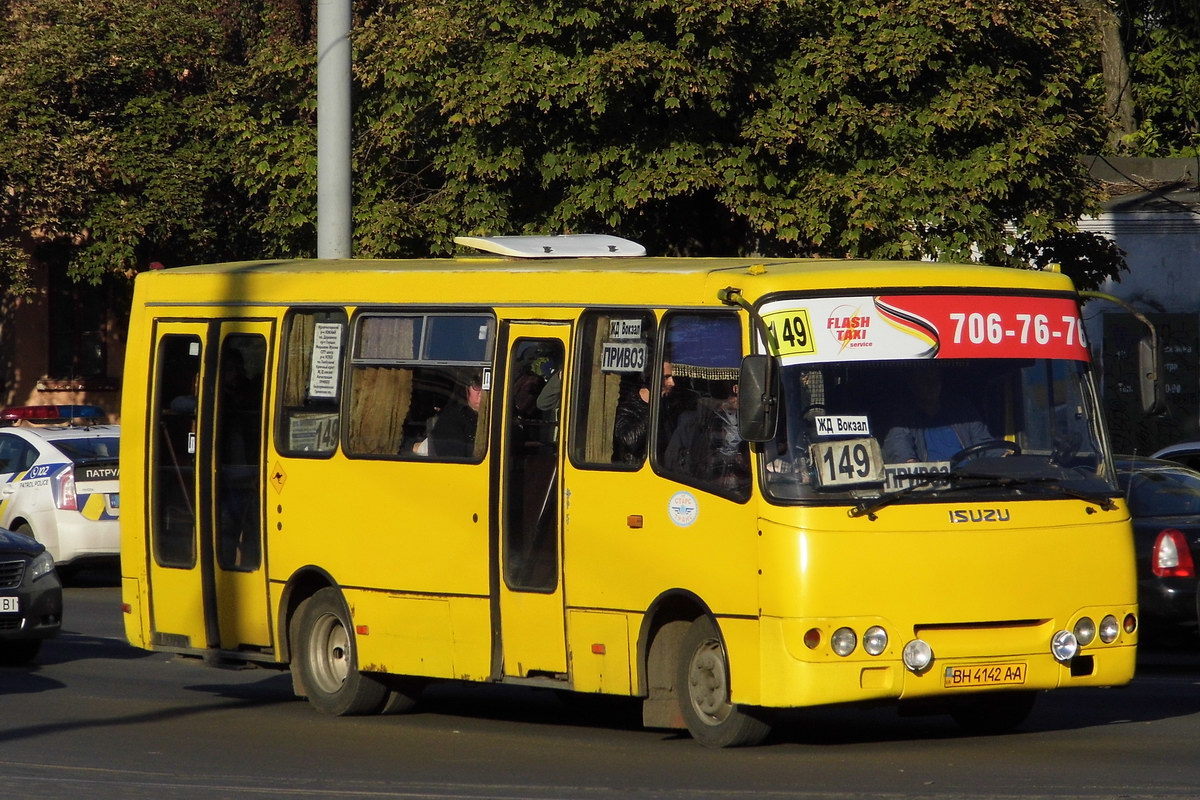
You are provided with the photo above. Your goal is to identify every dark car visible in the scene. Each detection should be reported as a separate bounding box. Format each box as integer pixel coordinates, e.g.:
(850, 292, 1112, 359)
(0, 526, 63, 665)
(1115, 456, 1200, 646)
(1151, 441, 1200, 473)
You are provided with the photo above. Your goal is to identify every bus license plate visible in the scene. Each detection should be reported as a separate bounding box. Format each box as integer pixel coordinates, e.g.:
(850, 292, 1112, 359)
(0, 596, 18, 613)
(944, 662, 1026, 688)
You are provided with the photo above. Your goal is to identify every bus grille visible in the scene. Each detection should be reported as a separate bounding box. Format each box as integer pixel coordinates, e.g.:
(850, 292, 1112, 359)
(0, 559, 24, 590)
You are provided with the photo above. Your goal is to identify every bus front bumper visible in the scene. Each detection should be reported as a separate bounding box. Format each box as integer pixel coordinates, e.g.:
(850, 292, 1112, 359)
(733, 614, 1138, 710)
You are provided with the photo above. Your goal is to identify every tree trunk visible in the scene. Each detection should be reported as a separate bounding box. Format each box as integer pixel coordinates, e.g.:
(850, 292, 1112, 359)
(1087, 0, 1136, 148)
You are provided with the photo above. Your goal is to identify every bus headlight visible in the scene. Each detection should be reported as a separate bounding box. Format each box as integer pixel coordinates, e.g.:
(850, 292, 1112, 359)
(1099, 615, 1120, 643)
(1051, 630, 1079, 663)
(902, 639, 933, 673)
(863, 626, 888, 656)
(1073, 617, 1096, 646)
(831, 627, 857, 656)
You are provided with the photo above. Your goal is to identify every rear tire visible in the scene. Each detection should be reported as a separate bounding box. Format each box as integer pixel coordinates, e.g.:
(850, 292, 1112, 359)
(293, 588, 388, 715)
(676, 616, 772, 748)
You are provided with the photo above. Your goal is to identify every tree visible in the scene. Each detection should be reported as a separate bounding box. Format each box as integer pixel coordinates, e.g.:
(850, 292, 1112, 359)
(299, 0, 1118, 285)
(0, 0, 261, 294)
(1118, 0, 1200, 155)
(4, 0, 1142, 292)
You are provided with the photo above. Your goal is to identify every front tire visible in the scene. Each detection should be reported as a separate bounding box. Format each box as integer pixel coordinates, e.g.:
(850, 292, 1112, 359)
(293, 588, 388, 715)
(676, 616, 771, 748)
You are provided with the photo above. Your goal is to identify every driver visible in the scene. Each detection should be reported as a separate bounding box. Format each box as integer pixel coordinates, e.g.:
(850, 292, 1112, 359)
(883, 364, 992, 463)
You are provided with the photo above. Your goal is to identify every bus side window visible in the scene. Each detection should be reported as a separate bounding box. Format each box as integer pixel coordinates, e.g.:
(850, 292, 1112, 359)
(655, 312, 750, 498)
(570, 310, 657, 469)
(278, 309, 347, 457)
(344, 312, 494, 461)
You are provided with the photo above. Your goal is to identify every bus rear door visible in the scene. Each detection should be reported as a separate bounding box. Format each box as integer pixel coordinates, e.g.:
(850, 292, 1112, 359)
(145, 319, 274, 657)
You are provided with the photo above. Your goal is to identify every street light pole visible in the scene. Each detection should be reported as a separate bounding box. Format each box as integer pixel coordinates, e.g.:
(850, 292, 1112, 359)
(317, 0, 352, 259)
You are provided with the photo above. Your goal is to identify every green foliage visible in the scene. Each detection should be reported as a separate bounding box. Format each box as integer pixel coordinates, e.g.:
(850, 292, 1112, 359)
(1121, 0, 1200, 156)
(0, 0, 261, 292)
(215, 0, 319, 258)
(7, 0, 1174, 293)
(347, 0, 1118, 283)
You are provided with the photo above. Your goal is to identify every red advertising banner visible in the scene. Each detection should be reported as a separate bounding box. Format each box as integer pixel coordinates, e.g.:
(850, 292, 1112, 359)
(876, 294, 1089, 361)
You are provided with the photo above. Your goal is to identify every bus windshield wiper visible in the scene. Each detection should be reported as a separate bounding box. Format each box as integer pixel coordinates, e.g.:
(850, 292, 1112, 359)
(848, 471, 984, 520)
(968, 474, 1118, 512)
(849, 471, 1118, 520)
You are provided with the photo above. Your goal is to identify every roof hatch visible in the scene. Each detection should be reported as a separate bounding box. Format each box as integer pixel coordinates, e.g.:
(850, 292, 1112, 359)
(453, 234, 646, 259)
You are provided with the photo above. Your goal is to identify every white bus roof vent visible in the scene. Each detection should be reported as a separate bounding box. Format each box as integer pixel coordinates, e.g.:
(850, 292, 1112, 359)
(454, 234, 646, 259)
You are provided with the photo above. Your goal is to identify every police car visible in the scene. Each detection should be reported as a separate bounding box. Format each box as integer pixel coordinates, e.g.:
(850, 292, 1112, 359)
(0, 406, 120, 568)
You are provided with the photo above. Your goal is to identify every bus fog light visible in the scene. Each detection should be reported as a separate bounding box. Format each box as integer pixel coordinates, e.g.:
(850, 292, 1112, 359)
(831, 627, 857, 656)
(1073, 617, 1096, 646)
(1099, 615, 1119, 643)
(1051, 630, 1079, 663)
(902, 639, 933, 673)
(863, 626, 888, 656)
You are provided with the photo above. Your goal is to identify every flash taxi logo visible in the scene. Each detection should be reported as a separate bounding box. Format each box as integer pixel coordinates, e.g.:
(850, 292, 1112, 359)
(826, 305, 873, 351)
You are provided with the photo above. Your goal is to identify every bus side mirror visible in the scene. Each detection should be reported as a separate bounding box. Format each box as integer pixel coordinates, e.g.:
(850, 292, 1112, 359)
(739, 354, 779, 442)
(1138, 336, 1166, 415)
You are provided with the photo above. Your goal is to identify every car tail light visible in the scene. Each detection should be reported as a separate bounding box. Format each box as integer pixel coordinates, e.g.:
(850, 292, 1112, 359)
(1151, 528, 1195, 577)
(51, 465, 78, 511)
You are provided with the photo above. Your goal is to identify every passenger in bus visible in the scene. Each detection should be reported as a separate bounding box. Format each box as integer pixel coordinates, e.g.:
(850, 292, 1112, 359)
(513, 354, 555, 418)
(428, 373, 483, 458)
(882, 364, 991, 463)
(613, 361, 675, 463)
(663, 379, 748, 490)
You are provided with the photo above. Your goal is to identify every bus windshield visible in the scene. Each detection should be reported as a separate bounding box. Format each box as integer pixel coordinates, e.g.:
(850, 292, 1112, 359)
(757, 292, 1117, 506)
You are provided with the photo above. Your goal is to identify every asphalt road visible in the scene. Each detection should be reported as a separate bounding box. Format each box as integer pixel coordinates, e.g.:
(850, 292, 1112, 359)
(4, 568, 1200, 800)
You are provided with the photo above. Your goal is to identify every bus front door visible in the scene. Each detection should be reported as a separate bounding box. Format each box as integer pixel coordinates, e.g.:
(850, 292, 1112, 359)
(146, 319, 274, 657)
(497, 326, 568, 678)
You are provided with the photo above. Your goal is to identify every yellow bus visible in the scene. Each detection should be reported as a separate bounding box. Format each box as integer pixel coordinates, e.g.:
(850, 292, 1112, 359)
(119, 234, 1138, 747)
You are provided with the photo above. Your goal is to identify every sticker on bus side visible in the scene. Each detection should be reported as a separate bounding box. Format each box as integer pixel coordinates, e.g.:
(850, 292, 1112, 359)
(668, 491, 699, 527)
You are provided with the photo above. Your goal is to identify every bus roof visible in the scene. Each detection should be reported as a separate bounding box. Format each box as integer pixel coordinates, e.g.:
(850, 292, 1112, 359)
(135, 255, 1079, 309)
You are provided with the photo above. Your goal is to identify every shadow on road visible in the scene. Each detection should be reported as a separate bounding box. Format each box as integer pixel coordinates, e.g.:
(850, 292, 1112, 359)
(354, 645, 1200, 748)
(59, 560, 121, 588)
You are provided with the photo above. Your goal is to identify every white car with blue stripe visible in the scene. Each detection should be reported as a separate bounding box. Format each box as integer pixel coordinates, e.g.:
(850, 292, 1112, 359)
(0, 416, 120, 568)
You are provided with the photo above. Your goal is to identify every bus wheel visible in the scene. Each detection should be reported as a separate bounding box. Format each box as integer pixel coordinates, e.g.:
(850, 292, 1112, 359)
(950, 690, 1037, 735)
(676, 616, 771, 748)
(294, 588, 388, 716)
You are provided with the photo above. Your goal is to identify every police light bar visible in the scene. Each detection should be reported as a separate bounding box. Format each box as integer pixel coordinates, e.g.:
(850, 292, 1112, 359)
(0, 404, 107, 425)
